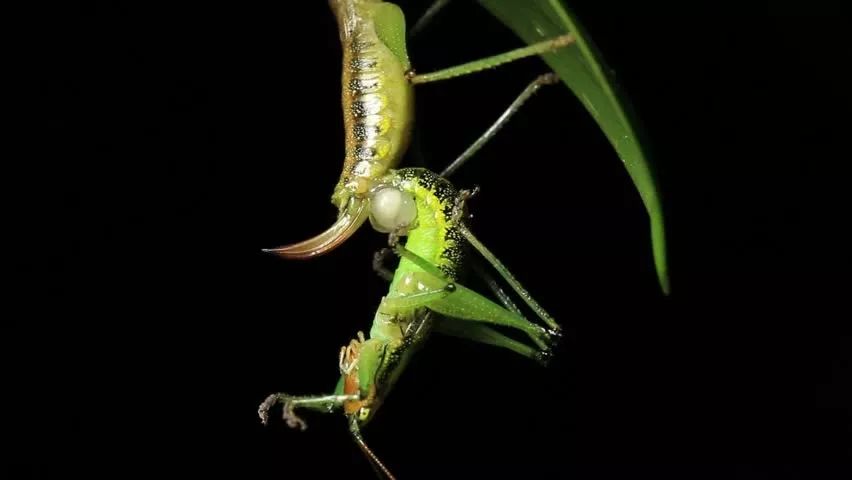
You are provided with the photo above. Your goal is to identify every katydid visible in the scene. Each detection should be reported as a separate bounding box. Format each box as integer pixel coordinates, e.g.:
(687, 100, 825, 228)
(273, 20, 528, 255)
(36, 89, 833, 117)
(265, 0, 574, 258)
(259, 168, 561, 479)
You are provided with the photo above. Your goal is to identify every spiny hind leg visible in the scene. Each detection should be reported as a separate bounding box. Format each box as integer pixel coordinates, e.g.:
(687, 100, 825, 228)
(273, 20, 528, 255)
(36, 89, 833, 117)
(471, 258, 523, 316)
(456, 222, 560, 333)
(466, 258, 563, 355)
(434, 318, 553, 366)
(387, 242, 558, 349)
(408, 35, 574, 85)
(443, 178, 552, 335)
(445, 192, 561, 335)
(376, 268, 552, 350)
(440, 73, 560, 177)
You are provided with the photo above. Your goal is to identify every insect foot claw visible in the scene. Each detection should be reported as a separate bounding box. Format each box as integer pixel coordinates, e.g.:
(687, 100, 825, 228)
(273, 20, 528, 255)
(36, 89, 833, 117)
(534, 348, 554, 367)
(451, 186, 479, 223)
(536, 327, 565, 366)
(258, 393, 281, 426)
(258, 393, 308, 431)
(541, 72, 560, 85)
(549, 327, 564, 346)
(541, 327, 563, 358)
(281, 401, 308, 431)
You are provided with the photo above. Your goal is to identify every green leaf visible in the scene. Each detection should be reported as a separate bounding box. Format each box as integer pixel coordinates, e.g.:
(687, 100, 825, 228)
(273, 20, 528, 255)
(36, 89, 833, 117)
(477, 0, 670, 295)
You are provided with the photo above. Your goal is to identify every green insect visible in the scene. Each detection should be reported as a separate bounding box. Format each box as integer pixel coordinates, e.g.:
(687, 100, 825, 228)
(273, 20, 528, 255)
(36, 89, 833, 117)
(265, 0, 574, 259)
(259, 168, 561, 479)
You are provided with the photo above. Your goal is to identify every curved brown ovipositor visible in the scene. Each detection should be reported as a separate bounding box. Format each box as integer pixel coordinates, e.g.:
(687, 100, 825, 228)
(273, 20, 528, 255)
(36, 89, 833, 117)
(263, 198, 369, 259)
(271, 2, 413, 259)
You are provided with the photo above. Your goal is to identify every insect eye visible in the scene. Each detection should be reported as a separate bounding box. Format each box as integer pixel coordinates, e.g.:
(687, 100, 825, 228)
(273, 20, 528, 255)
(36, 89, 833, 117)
(369, 187, 417, 233)
(358, 407, 371, 421)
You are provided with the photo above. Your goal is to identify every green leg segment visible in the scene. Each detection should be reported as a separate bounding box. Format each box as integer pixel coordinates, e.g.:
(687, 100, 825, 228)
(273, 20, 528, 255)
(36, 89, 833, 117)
(457, 224, 560, 332)
(472, 259, 524, 317)
(430, 280, 552, 350)
(434, 318, 551, 365)
(379, 285, 452, 313)
(409, 34, 575, 85)
(391, 242, 454, 280)
(389, 243, 556, 350)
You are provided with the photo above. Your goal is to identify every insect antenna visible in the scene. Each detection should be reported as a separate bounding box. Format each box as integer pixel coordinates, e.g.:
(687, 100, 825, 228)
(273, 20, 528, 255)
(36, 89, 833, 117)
(349, 418, 396, 480)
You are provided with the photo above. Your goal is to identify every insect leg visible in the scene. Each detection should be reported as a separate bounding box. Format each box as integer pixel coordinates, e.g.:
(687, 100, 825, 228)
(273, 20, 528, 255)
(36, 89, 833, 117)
(378, 284, 454, 314)
(409, 0, 452, 38)
(458, 223, 560, 333)
(390, 241, 452, 281)
(349, 417, 397, 480)
(434, 318, 551, 365)
(377, 258, 454, 314)
(471, 258, 524, 316)
(430, 279, 555, 350)
(372, 248, 396, 282)
(258, 393, 358, 430)
(438, 192, 560, 335)
(391, 242, 556, 349)
(408, 34, 575, 85)
(440, 73, 560, 177)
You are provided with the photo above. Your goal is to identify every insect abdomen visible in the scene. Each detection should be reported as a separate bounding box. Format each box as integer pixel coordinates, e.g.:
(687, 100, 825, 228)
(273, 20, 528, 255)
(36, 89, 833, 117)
(334, 4, 414, 201)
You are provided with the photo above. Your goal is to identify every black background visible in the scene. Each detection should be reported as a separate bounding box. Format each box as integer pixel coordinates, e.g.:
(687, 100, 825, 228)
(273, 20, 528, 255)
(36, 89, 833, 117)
(11, 1, 851, 479)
